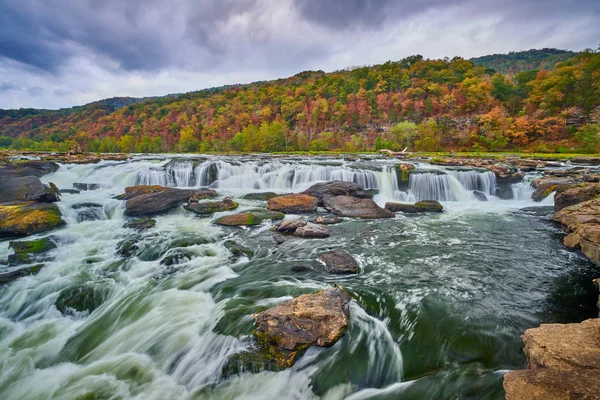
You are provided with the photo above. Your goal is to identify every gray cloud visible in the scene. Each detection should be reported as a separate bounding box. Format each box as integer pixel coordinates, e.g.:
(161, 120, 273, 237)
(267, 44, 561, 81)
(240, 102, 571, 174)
(0, 0, 598, 109)
(0, 81, 16, 92)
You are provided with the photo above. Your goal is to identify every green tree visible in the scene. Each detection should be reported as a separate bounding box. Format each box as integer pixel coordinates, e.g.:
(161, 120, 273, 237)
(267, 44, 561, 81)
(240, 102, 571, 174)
(118, 135, 136, 153)
(390, 121, 418, 150)
(177, 127, 200, 152)
(98, 137, 120, 153)
(574, 124, 600, 153)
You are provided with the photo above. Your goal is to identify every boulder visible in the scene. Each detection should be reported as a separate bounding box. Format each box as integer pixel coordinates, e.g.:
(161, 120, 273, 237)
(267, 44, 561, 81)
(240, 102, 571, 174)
(8, 237, 57, 265)
(184, 197, 239, 215)
(123, 217, 156, 231)
(0, 161, 59, 178)
(243, 192, 279, 201)
(318, 250, 358, 274)
(415, 200, 444, 212)
(303, 181, 372, 205)
(267, 194, 318, 214)
(0, 264, 44, 284)
(295, 223, 331, 238)
(0, 202, 65, 238)
(0, 176, 60, 203)
(276, 217, 307, 233)
(310, 215, 343, 225)
(73, 183, 100, 191)
(385, 202, 418, 213)
(118, 186, 218, 216)
(488, 164, 525, 183)
(554, 183, 600, 211)
(252, 288, 350, 368)
(214, 209, 284, 226)
(323, 196, 394, 219)
(503, 319, 600, 400)
(472, 190, 488, 201)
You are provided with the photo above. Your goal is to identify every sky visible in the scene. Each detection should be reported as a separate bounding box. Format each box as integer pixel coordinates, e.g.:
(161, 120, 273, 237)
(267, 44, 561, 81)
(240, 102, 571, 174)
(0, 0, 598, 110)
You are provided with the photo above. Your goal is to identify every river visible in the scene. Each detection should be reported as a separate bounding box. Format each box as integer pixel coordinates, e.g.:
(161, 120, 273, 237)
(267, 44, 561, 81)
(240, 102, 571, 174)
(1, 155, 598, 399)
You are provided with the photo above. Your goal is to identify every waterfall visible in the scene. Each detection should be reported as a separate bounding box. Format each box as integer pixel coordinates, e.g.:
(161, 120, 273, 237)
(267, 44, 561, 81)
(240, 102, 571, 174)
(407, 170, 497, 202)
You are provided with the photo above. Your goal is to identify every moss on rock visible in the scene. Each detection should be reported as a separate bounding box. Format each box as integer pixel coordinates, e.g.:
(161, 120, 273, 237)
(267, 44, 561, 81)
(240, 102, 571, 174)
(0, 202, 65, 238)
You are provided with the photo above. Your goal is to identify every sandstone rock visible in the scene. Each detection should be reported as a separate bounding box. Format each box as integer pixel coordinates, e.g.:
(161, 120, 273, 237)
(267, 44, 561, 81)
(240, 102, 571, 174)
(303, 181, 372, 205)
(243, 192, 279, 201)
(318, 250, 358, 274)
(488, 164, 525, 183)
(324, 196, 394, 219)
(295, 223, 331, 238)
(0, 264, 44, 284)
(385, 200, 443, 213)
(252, 288, 350, 368)
(118, 185, 218, 216)
(123, 217, 156, 231)
(276, 217, 307, 233)
(504, 319, 600, 400)
(554, 183, 600, 211)
(184, 197, 239, 215)
(0, 161, 59, 178)
(8, 237, 57, 265)
(214, 209, 284, 226)
(0, 176, 60, 203)
(553, 197, 600, 265)
(267, 194, 318, 214)
(0, 202, 65, 238)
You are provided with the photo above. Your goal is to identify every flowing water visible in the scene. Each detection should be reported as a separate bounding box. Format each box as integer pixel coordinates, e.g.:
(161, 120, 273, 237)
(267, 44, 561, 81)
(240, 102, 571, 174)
(1, 155, 599, 400)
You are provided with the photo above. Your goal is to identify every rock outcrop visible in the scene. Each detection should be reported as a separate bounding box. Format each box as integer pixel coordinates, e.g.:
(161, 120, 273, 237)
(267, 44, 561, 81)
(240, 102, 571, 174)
(323, 196, 394, 219)
(303, 181, 372, 205)
(117, 185, 218, 216)
(267, 194, 318, 214)
(184, 197, 239, 215)
(504, 319, 600, 400)
(0, 202, 65, 238)
(252, 287, 350, 368)
(318, 250, 359, 274)
(0, 176, 60, 203)
(554, 183, 600, 212)
(553, 197, 600, 265)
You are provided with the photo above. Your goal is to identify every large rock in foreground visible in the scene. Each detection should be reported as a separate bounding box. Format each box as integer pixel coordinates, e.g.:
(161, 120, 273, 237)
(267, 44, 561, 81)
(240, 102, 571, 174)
(303, 181, 372, 205)
(504, 319, 600, 400)
(118, 185, 217, 216)
(253, 288, 350, 368)
(318, 249, 358, 274)
(554, 183, 600, 211)
(0, 176, 60, 203)
(184, 197, 238, 215)
(0, 202, 65, 238)
(267, 194, 318, 214)
(323, 196, 394, 219)
(385, 200, 444, 213)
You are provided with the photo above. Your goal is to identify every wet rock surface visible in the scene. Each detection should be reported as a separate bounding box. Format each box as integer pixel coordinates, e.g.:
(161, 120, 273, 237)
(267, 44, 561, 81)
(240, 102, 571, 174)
(267, 194, 318, 214)
(0, 176, 60, 203)
(0, 202, 65, 238)
(303, 181, 372, 205)
(504, 319, 600, 400)
(554, 183, 600, 212)
(324, 196, 394, 219)
(294, 223, 331, 238)
(123, 217, 156, 231)
(276, 217, 307, 233)
(55, 283, 110, 315)
(8, 237, 57, 266)
(0, 264, 45, 284)
(318, 249, 359, 274)
(0, 160, 59, 178)
(242, 192, 279, 201)
(73, 183, 100, 191)
(118, 185, 218, 216)
(214, 209, 285, 226)
(184, 197, 239, 215)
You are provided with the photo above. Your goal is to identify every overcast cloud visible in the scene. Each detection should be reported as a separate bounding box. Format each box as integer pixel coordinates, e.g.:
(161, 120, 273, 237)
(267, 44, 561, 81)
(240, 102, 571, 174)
(0, 0, 598, 109)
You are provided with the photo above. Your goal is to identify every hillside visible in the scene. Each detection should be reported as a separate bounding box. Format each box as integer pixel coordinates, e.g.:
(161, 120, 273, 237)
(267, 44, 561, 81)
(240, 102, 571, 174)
(1, 49, 599, 153)
(469, 48, 577, 75)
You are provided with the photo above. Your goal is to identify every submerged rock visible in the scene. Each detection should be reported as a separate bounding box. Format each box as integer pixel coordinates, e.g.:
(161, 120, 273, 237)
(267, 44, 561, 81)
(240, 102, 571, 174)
(267, 194, 318, 214)
(0, 202, 65, 238)
(252, 287, 350, 368)
(118, 185, 218, 216)
(0, 264, 44, 284)
(123, 217, 156, 231)
(324, 196, 394, 219)
(242, 192, 279, 201)
(184, 197, 239, 215)
(59, 189, 80, 195)
(503, 319, 600, 400)
(8, 237, 57, 265)
(554, 183, 600, 211)
(214, 209, 285, 226)
(472, 190, 488, 201)
(73, 183, 100, 191)
(0, 176, 60, 203)
(55, 283, 110, 315)
(318, 249, 358, 274)
(276, 217, 307, 233)
(291, 265, 313, 272)
(224, 240, 254, 259)
(303, 181, 372, 205)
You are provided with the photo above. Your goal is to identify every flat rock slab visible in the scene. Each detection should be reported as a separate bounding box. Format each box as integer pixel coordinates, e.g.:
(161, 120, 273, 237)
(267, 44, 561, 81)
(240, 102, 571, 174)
(0, 176, 60, 203)
(118, 185, 218, 216)
(0, 161, 59, 178)
(318, 249, 358, 274)
(303, 181, 371, 205)
(385, 201, 443, 213)
(267, 194, 318, 214)
(243, 192, 279, 201)
(324, 195, 394, 219)
(253, 288, 350, 367)
(214, 209, 285, 226)
(553, 197, 600, 265)
(554, 183, 600, 211)
(184, 198, 238, 215)
(503, 318, 600, 400)
(0, 202, 65, 238)
(276, 217, 307, 233)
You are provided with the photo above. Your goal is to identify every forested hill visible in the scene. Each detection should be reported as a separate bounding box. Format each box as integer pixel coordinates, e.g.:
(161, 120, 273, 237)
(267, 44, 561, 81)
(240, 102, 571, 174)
(1, 49, 599, 153)
(469, 48, 577, 75)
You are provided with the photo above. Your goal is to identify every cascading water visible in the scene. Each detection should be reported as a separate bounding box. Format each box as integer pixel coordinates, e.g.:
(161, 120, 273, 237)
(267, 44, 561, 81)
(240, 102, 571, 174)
(3, 155, 595, 400)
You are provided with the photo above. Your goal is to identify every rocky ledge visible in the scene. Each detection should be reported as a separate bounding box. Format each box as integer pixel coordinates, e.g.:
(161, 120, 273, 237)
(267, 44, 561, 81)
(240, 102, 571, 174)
(504, 319, 600, 400)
